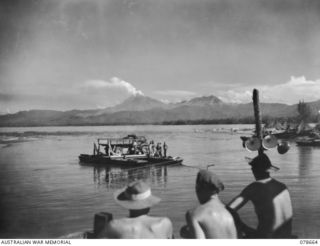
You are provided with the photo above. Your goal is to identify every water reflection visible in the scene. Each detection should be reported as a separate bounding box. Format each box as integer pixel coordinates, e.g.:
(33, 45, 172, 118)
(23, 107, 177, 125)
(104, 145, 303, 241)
(93, 164, 168, 189)
(297, 147, 313, 178)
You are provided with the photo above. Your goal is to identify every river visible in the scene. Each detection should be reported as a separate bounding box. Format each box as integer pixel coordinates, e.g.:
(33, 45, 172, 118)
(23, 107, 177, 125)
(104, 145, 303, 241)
(0, 125, 319, 238)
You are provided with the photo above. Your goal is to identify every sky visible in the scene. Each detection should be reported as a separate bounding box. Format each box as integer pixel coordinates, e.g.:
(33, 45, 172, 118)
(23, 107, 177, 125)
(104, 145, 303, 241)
(0, 0, 320, 113)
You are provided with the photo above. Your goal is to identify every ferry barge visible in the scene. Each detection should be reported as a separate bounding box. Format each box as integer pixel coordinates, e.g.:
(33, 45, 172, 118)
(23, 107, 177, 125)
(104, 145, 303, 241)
(79, 135, 183, 167)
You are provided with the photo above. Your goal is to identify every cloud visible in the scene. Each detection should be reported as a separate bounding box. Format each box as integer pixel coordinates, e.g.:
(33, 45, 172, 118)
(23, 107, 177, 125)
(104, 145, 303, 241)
(159, 99, 170, 104)
(217, 76, 320, 104)
(82, 77, 143, 96)
(154, 90, 198, 103)
(260, 76, 320, 104)
(155, 90, 197, 97)
(217, 90, 252, 104)
(0, 108, 11, 115)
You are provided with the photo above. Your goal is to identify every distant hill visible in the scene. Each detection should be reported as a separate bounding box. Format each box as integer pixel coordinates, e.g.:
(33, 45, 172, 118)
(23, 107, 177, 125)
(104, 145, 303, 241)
(0, 94, 318, 127)
(108, 94, 168, 112)
(174, 95, 222, 107)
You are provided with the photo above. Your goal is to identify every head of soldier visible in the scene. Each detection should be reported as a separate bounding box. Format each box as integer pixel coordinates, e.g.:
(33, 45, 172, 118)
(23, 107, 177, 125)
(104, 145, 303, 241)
(195, 170, 224, 204)
(114, 180, 161, 217)
(249, 153, 279, 180)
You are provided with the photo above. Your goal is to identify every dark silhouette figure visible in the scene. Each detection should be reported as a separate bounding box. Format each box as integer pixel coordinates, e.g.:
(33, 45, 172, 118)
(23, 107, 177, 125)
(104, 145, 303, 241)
(227, 154, 293, 238)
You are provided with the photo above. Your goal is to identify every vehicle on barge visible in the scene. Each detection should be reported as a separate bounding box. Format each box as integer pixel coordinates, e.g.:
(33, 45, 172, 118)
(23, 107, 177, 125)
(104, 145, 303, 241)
(79, 135, 183, 166)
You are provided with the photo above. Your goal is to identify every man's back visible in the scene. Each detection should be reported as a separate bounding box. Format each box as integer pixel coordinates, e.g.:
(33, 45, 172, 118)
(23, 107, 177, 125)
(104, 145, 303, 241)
(187, 198, 237, 238)
(101, 215, 173, 239)
(240, 178, 293, 238)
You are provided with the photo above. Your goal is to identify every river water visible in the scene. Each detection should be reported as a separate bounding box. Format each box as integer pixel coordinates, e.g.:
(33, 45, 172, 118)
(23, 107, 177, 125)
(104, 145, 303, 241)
(0, 125, 319, 238)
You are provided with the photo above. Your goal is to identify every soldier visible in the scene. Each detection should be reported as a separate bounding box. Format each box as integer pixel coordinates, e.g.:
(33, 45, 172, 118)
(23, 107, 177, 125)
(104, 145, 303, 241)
(180, 170, 237, 238)
(102, 180, 173, 239)
(163, 142, 168, 157)
(227, 153, 293, 238)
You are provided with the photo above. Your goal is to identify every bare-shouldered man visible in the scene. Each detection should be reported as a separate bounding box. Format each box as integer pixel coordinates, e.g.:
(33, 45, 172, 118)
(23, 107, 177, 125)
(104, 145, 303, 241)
(180, 170, 237, 239)
(227, 154, 293, 238)
(99, 180, 173, 239)
(105, 214, 172, 239)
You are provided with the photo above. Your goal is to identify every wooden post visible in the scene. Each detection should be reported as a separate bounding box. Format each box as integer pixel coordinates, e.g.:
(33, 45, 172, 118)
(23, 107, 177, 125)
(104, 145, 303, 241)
(252, 89, 264, 155)
(93, 212, 113, 238)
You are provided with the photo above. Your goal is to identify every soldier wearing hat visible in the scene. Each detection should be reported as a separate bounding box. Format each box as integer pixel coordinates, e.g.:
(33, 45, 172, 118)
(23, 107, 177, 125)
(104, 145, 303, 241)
(180, 170, 237, 238)
(227, 153, 293, 238)
(102, 180, 173, 238)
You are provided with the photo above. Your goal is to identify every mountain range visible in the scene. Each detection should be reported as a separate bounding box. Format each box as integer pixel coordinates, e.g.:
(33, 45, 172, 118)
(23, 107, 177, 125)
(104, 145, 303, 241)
(1, 94, 320, 126)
